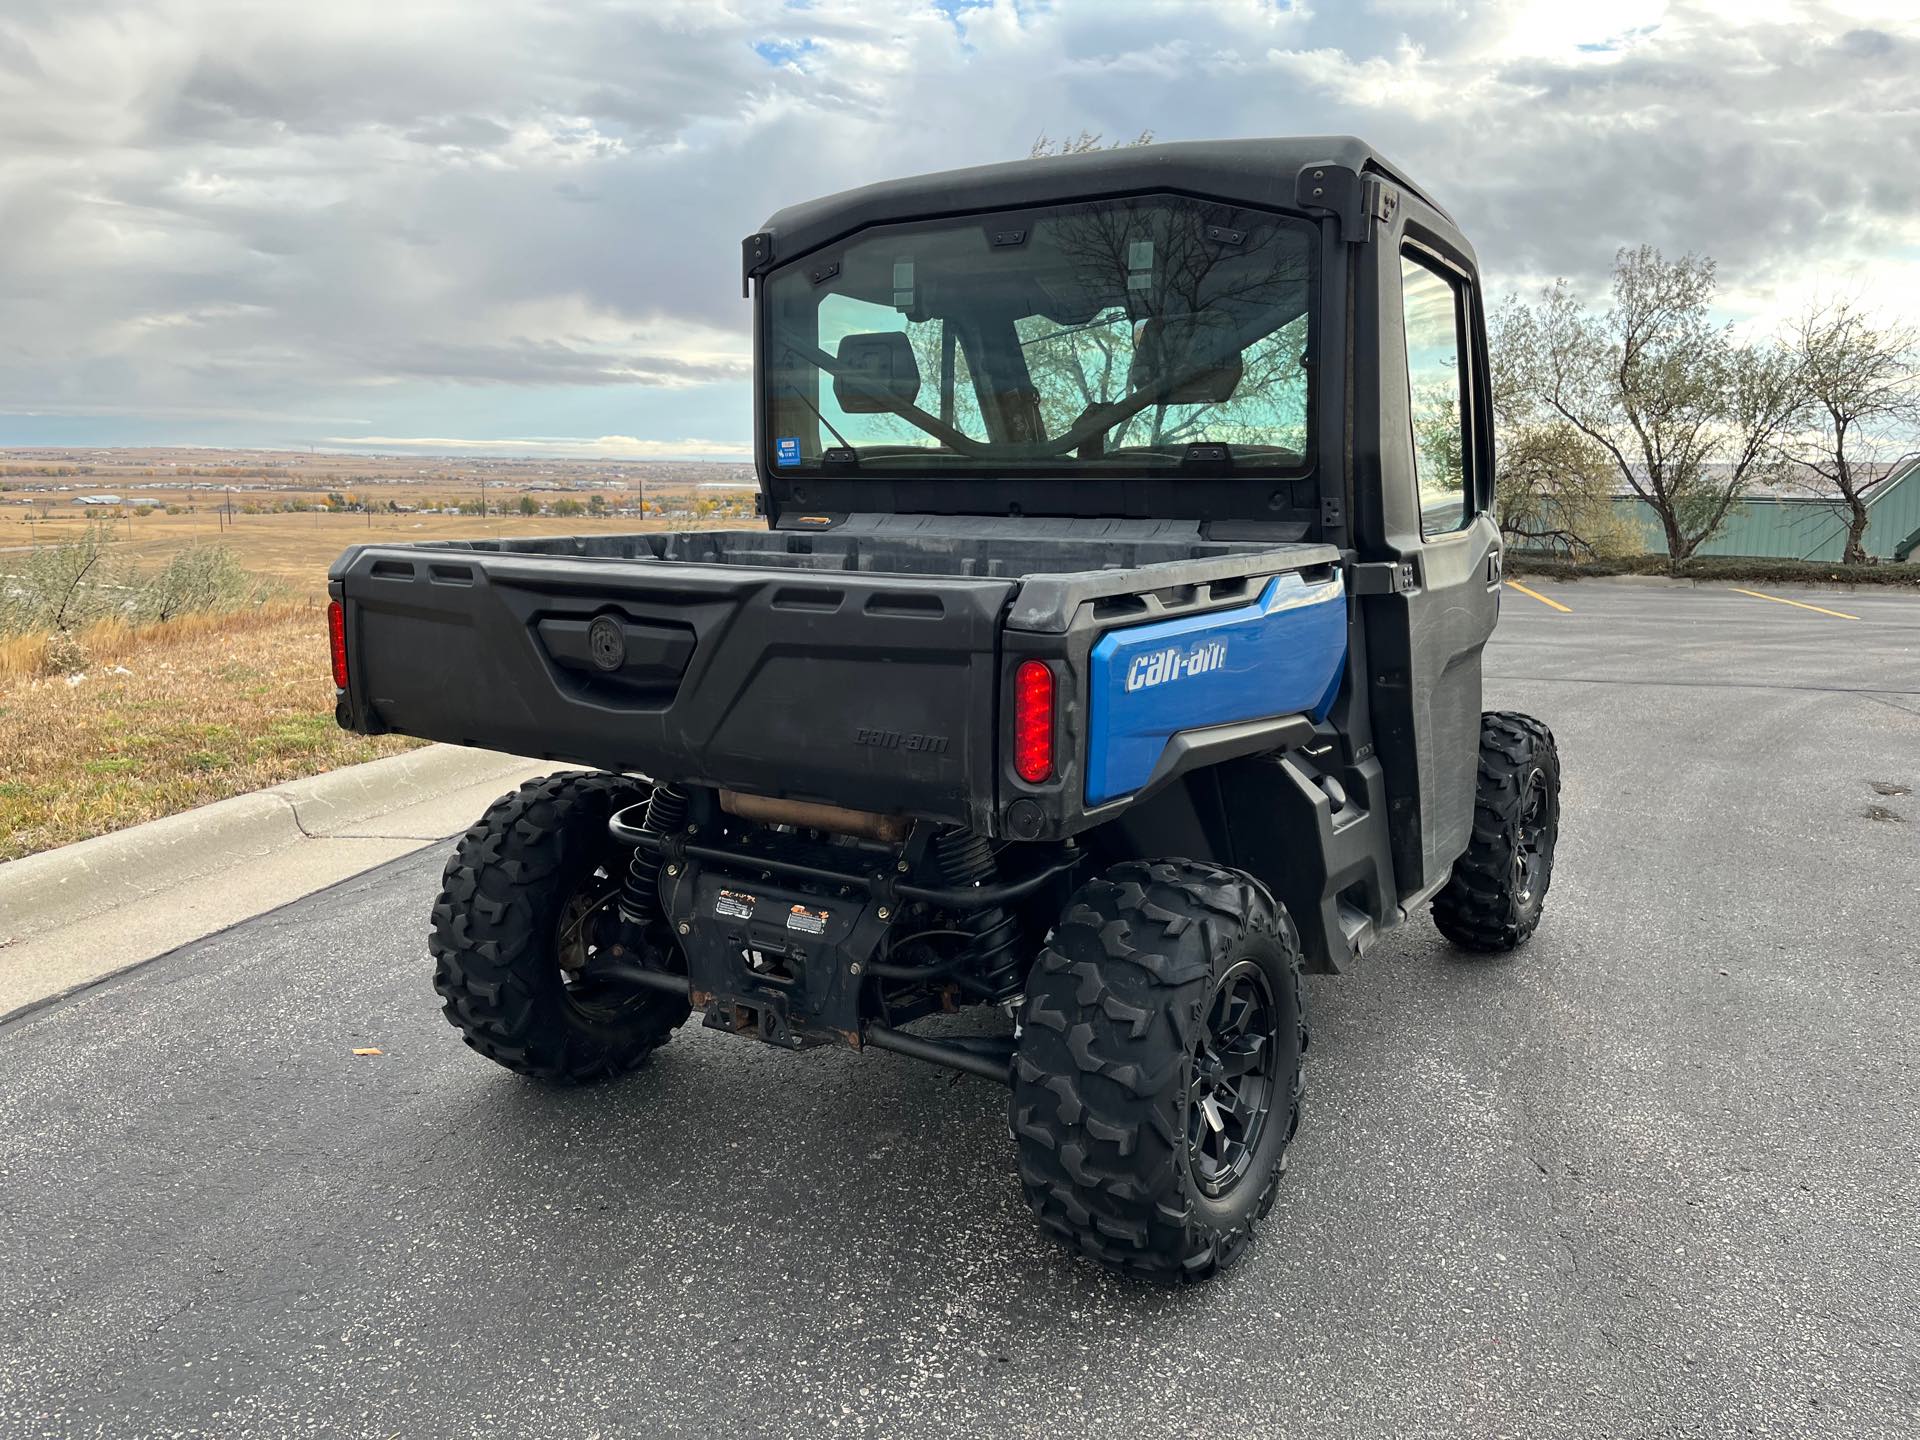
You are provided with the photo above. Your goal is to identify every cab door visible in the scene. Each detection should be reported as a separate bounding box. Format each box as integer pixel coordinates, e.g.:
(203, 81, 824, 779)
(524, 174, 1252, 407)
(1355, 196, 1501, 901)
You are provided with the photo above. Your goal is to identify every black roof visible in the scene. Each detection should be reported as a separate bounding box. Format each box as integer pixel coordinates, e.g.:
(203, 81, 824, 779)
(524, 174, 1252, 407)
(756, 135, 1452, 262)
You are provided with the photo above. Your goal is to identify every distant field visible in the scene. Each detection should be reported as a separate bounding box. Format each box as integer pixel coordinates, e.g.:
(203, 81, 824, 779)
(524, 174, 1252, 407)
(3, 474, 761, 601)
(0, 509, 746, 602)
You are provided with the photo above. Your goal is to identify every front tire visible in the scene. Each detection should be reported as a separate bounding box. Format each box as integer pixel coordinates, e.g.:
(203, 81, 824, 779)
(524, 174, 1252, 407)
(430, 772, 690, 1083)
(1011, 860, 1306, 1284)
(1432, 711, 1562, 952)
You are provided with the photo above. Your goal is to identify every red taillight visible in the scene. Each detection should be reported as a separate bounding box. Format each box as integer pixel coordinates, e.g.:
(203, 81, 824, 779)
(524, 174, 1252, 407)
(327, 599, 349, 690)
(1013, 660, 1055, 784)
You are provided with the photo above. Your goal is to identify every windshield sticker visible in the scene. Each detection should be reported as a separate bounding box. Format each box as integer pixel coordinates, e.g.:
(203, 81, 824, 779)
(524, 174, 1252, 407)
(1128, 238, 1154, 291)
(774, 436, 801, 467)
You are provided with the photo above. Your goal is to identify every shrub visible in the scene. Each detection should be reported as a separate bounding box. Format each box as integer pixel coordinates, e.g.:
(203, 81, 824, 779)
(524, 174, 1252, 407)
(1509, 553, 1920, 587)
(0, 526, 131, 636)
(0, 535, 283, 679)
(133, 544, 280, 623)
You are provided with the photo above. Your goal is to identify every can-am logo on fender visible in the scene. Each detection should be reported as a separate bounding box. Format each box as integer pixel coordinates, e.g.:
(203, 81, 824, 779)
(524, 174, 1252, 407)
(1126, 639, 1228, 693)
(854, 727, 950, 754)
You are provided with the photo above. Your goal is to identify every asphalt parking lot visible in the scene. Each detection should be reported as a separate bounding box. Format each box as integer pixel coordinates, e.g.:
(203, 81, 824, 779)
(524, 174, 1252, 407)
(2, 577, 1917, 1439)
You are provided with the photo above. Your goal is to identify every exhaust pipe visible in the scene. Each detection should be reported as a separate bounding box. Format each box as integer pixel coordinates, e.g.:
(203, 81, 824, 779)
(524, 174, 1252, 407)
(719, 788, 910, 844)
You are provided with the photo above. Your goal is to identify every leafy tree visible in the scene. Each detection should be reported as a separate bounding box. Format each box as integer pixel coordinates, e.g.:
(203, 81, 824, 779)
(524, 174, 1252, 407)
(1488, 298, 1643, 558)
(1503, 247, 1803, 563)
(551, 497, 585, 517)
(516, 494, 539, 516)
(1775, 300, 1919, 564)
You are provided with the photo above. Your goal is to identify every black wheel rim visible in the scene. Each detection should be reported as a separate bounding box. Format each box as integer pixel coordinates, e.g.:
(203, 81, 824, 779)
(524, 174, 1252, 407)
(1187, 960, 1280, 1199)
(1515, 769, 1554, 906)
(555, 866, 629, 1019)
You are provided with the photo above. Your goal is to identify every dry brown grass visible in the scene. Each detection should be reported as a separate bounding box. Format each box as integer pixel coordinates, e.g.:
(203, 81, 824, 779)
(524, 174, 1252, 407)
(3, 510, 727, 604)
(0, 604, 309, 683)
(0, 605, 417, 862)
(0, 505, 761, 861)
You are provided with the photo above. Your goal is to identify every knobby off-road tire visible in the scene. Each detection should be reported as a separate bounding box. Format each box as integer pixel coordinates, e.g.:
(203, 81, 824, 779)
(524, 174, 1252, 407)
(1432, 711, 1562, 952)
(1012, 860, 1306, 1284)
(431, 772, 689, 1083)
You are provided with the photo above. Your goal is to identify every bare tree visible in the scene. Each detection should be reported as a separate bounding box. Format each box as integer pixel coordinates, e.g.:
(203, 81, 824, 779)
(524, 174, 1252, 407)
(1029, 129, 1154, 158)
(1505, 247, 1804, 564)
(1776, 300, 1920, 564)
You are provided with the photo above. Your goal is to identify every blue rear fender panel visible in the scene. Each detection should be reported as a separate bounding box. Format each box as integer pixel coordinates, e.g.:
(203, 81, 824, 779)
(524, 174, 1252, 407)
(1084, 572, 1347, 806)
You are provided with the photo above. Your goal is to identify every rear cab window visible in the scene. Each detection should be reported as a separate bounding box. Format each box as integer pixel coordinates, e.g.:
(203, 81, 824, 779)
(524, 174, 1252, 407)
(761, 195, 1316, 479)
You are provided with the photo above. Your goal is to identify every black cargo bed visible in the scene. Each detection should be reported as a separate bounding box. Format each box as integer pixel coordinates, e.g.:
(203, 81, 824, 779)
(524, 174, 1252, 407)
(329, 519, 1337, 831)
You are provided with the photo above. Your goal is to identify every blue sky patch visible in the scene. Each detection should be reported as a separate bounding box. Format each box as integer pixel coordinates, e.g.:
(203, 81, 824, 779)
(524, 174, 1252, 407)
(752, 37, 817, 66)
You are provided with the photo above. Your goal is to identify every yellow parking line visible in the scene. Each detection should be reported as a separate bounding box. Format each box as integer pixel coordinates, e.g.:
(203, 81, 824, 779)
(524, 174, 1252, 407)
(1730, 588, 1859, 621)
(1505, 579, 1571, 613)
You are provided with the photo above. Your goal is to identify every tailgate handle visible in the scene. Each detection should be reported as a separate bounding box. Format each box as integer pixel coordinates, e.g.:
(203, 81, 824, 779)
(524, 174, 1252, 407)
(536, 617, 695, 686)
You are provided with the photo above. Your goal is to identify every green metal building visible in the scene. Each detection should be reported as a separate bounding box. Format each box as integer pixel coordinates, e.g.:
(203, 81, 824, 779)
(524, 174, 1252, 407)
(1613, 458, 1920, 561)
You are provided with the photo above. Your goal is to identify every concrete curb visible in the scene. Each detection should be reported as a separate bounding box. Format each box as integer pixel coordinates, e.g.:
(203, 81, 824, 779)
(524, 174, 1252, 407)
(0, 744, 546, 945)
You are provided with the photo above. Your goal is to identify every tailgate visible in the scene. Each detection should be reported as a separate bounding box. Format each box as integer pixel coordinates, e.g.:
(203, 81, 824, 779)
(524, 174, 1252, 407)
(330, 546, 1014, 828)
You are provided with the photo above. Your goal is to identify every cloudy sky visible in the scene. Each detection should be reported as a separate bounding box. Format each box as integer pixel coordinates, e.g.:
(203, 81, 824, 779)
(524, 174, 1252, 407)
(2, 0, 1916, 457)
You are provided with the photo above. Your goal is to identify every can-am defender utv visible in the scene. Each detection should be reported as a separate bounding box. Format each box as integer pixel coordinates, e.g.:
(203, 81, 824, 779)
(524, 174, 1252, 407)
(328, 136, 1561, 1284)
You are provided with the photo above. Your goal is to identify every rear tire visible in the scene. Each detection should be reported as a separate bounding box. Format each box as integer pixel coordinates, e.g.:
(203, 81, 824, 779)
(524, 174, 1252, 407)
(430, 772, 690, 1083)
(1011, 860, 1305, 1284)
(1432, 711, 1561, 952)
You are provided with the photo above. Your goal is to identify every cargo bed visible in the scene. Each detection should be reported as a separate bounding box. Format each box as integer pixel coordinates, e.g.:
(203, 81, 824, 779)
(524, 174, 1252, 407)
(328, 517, 1343, 837)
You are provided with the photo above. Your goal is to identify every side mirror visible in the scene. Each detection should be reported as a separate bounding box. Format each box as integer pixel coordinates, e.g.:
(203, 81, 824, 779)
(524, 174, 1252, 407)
(833, 332, 921, 413)
(1128, 316, 1243, 404)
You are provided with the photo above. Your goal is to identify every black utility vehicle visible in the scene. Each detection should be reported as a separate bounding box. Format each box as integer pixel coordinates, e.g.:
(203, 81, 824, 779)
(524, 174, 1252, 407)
(328, 136, 1561, 1283)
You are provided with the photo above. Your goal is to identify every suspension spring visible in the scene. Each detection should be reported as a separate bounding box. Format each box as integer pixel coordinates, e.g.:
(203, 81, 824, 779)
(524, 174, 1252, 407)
(619, 784, 688, 928)
(930, 829, 1023, 997)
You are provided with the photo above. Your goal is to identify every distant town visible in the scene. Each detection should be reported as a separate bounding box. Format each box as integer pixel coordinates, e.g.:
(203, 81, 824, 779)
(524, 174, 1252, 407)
(0, 447, 758, 522)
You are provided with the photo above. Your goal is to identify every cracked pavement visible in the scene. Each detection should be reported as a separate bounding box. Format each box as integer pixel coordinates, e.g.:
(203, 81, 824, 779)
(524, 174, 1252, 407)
(1, 578, 1916, 1438)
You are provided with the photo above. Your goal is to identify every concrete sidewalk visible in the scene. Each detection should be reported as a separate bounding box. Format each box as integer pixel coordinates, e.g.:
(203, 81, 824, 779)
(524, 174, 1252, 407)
(0, 745, 553, 1018)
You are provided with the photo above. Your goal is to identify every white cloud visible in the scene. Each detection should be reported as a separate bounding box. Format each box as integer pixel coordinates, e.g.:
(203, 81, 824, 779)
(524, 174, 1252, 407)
(0, 0, 1914, 448)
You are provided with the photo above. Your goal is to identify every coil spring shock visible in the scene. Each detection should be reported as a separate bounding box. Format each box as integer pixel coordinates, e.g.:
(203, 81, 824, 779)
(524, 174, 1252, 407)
(932, 829, 1023, 997)
(618, 784, 688, 929)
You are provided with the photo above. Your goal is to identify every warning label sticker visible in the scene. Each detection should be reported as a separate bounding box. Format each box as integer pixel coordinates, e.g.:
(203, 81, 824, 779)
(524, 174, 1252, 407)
(714, 890, 757, 921)
(785, 904, 828, 936)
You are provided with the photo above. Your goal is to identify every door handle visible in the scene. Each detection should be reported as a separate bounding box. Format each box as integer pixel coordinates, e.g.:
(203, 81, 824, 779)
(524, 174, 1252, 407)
(1486, 552, 1502, 587)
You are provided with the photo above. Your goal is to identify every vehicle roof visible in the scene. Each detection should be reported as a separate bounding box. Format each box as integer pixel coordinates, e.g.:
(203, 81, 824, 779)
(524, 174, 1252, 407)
(756, 135, 1454, 260)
